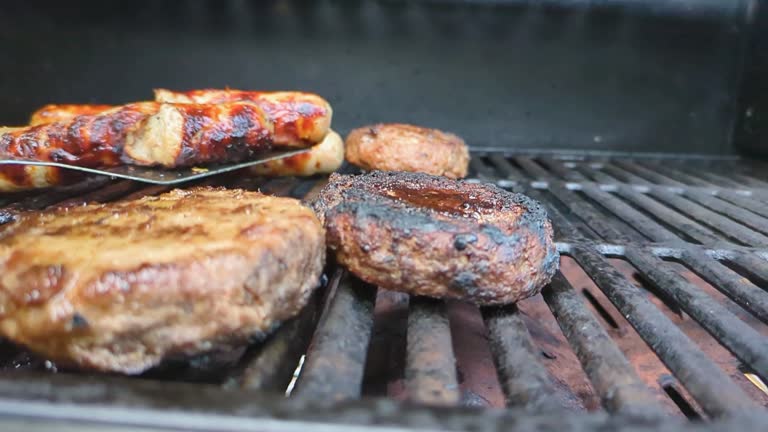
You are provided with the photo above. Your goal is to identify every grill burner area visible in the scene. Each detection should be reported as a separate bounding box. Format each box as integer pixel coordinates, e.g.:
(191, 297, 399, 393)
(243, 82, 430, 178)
(1, 151, 768, 431)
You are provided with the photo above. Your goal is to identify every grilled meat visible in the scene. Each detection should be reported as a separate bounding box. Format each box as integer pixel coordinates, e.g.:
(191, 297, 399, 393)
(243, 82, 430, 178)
(30, 100, 319, 169)
(29, 104, 116, 126)
(154, 89, 333, 148)
(122, 102, 278, 167)
(345, 124, 469, 179)
(312, 171, 558, 305)
(0, 103, 158, 192)
(1, 89, 334, 191)
(0, 187, 325, 373)
(249, 130, 344, 177)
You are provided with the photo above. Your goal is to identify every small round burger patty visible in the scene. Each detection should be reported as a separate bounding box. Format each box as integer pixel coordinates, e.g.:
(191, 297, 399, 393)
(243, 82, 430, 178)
(345, 124, 470, 179)
(312, 171, 559, 305)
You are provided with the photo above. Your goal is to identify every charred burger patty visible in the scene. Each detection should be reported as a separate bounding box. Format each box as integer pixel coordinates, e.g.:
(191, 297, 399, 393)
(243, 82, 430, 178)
(312, 171, 559, 305)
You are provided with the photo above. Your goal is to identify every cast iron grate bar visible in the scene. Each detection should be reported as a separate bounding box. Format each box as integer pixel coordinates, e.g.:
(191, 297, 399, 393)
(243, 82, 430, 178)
(682, 190, 768, 236)
(613, 186, 723, 245)
(624, 249, 768, 382)
(569, 246, 758, 417)
(526, 189, 603, 242)
(405, 297, 460, 405)
(600, 164, 653, 185)
(538, 157, 588, 182)
(678, 250, 768, 325)
(685, 169, 745, 189)
(728, 253, 768, 288)
(734, 173, 768, 190)
(612, 161, 684, 186)
(650, 190, 768, 246)
(642, 163, 716, 188)
(513, 156, 550, 180)
(292, 271, 376, 402)
(639, 161, 709, 187)
(543, 180, 641, 243)
(716, 191, 768, 217)
(542, 272, 666, 419)
(482, 304, 562, 411)
(576, 164, 619, 184)
(488, 154, 524, 179)
(578, 184, 680, 243)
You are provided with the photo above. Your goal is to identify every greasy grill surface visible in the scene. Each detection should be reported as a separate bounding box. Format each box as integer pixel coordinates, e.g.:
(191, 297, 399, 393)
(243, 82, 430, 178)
(1, 151, 768, 431)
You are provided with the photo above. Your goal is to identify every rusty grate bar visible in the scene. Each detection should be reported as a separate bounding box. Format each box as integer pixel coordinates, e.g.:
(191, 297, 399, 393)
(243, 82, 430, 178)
(569, 246, 758, 417)
(513, 156, 550, 180)
(624, 249, 768, 381)
(612, 161, 684, 187)
(641, 163, 716, 188)
(678, 250, 768, 325)
(546, 181, 641, 243)
(488, 154, 524, 179)
(650, 191, 768, 246)
(734, 173, 768, 190)
(682, 190, 768, 236)
(728, 253, 768, 287)
(600, 164, 653, 185)
(482, 304, 561, 411)
(293, 271, 376, 402)
(716, 191, 768, 216)
(578, 184, 679, 243)
(405, 297, 459, 406)
(538, 157, 588, 182)
(576, 164, 620, 184)
(614, 187, 723, 245)
(542, 272, 665, 419)
(685, 169, 745, 189)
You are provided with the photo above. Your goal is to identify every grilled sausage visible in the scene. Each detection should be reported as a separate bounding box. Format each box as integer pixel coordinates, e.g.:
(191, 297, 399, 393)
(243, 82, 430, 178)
(0, 102, 158, 192)
(249, 130, 344, 177)
(154, 88, 333, 148)
(312, 171, 559, 305)
(0, 187, 325, 373)
(26, 101, 280, 169)
(122, 102, 277, 167)
(2, 90, 335, 191)
(29, 104, 116, 126)
(30, 105, 343, 177)
(345, 124, 469, 179)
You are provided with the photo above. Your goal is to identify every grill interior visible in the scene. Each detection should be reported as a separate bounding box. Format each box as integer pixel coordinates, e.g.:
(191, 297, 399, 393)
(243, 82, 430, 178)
(2, 150, 768, 431)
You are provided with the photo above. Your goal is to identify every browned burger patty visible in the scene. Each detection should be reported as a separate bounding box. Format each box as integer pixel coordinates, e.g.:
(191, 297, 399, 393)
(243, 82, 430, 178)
(0, 187, 325, 373)
(312, 171, 558, 305)
(345, 124, 470, 179)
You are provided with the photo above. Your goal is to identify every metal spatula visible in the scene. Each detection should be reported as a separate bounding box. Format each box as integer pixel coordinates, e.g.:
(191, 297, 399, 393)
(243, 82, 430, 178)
(0, 148, 310, 185)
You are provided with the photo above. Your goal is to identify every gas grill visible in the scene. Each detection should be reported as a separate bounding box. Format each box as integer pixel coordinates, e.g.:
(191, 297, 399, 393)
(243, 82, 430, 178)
(2, 0, 768, 431)
(2, 153, 768, 431)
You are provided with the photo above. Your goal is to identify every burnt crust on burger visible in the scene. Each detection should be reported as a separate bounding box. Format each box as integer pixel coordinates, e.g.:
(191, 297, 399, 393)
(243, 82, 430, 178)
(312, 171, 559, 305)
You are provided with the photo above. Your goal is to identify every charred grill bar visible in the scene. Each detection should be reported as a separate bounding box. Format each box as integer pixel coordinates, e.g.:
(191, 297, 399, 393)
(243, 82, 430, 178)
(0, 151, 767, 430)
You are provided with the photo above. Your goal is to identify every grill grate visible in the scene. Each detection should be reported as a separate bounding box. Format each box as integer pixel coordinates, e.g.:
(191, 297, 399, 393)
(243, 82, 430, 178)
(1, 151, 768, 431)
